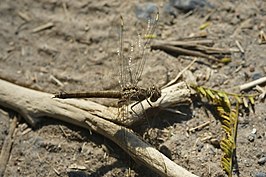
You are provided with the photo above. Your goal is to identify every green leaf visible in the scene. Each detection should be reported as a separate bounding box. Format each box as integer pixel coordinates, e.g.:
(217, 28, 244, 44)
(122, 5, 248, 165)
(234, 96, 242, 104)
(198, 86, 207, 97)
(242, 97, 249, 108)
(248, 96, 255, 105)
(206, 89, 215, 100)
(220, 57, 232, 63)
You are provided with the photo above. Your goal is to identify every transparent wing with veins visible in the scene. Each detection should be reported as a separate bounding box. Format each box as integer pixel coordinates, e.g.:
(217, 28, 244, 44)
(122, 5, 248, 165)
(118, 10, 159, 89)
(131, 11, 159, 86)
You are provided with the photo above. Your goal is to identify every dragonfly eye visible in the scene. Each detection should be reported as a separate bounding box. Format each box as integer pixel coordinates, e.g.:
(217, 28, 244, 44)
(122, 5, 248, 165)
(150, 87, 161, 102)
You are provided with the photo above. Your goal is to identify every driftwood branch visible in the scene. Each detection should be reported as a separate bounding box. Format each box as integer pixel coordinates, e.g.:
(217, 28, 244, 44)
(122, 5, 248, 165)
(0, 79, 197, 177)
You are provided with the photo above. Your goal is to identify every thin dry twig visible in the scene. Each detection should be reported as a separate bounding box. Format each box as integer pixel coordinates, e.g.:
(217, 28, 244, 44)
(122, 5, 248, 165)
(151, 44, 221, 62)
(188, 121, 211, 133)
(49, 75, 64, 87)
(154, 39, 215, 47)
(239, 77, 266, 91)
(32, 22, 54, 33)
(0, 115, 17, 176)
(17, 11, 31, 22)
(235, 40, 245, 53)
(151, 39, 238, 64)
(163, 58, 197, 88)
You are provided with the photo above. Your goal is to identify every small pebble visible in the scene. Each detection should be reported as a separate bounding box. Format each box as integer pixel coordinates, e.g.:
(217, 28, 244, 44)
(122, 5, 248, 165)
(196, 143, 204, 152)
(135, 3, 158, 20)
(252, 72, 263, 80)
(248, 128, 257, 142)
(169, 0, 211, 12)
(244, 159, 252, 167)
(164, 3, 177, 17)
(248, 133, 256, 142)
(249, 65, 255, 72)
(255, 172, 266, 177)
(258, 157, 266, 165)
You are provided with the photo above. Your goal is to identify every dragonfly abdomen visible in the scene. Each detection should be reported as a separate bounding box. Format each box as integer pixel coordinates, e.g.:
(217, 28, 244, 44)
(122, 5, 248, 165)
(54, 90, 122, 99)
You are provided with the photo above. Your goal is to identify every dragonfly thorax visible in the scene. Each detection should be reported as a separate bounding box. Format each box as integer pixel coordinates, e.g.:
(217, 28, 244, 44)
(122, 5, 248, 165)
(148, 86, 161, 102)
(120, 85, 161, 105)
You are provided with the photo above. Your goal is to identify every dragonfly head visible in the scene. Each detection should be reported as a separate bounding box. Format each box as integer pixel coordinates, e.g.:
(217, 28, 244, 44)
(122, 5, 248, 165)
(150, 86, 161, 102)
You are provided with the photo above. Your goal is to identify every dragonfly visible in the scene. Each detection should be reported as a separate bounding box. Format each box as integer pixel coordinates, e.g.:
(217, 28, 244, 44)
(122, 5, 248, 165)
(54, 10, 161, 118)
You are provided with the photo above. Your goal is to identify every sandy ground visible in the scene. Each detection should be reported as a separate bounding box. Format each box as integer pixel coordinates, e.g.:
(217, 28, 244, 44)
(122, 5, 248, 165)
(0, 0, 266, 176)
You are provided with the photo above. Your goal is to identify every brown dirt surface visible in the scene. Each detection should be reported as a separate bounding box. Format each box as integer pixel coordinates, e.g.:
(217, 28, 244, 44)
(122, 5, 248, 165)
(0, 0, 266, 177)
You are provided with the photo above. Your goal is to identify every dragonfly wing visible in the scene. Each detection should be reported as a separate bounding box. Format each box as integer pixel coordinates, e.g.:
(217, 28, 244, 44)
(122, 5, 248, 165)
(132, 9, 159, 86)
(118, 10, 159, 88)
(118, 16, 135, 88)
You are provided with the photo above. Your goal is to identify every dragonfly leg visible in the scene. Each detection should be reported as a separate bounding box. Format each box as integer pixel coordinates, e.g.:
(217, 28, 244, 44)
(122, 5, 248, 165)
(146, 98, 153, 108)
(130, 100, 142, 118)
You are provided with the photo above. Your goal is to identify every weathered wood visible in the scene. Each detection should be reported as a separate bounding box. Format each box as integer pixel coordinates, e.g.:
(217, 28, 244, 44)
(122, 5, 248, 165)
(0, 79, 197, 177)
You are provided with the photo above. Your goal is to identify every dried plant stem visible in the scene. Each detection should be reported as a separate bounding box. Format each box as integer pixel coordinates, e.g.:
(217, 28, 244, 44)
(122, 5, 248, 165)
(239, 77, 266, 91)
(151, 44, 221, 62)
(0, 116, 17, 176)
